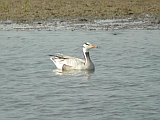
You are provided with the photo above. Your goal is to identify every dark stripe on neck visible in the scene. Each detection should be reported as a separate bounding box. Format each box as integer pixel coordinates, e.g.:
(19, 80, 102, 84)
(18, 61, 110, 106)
(85, 52, 89, 56)
(85, 52, 91, 62)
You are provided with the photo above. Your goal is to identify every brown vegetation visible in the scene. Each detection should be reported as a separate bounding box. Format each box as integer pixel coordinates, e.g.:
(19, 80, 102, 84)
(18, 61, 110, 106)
(0, 0, 160, 22)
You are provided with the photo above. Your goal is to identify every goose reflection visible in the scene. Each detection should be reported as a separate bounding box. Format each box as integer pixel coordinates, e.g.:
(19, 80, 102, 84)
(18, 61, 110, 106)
(52, 69, 95, 80)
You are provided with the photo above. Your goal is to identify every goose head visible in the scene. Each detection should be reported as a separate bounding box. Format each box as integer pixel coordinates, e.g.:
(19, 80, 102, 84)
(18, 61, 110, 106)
(83, 42, 98, 53)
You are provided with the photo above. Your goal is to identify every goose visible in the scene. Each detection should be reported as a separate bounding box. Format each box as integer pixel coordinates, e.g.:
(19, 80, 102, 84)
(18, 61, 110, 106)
(50, 42, 98, 70)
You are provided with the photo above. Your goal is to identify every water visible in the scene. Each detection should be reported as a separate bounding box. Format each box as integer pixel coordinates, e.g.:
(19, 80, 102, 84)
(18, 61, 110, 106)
(0, 30, 160, 120)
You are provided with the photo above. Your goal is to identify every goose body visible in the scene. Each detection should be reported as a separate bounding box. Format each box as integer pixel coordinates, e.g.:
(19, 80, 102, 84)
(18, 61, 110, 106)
(50, 42, 98, 70)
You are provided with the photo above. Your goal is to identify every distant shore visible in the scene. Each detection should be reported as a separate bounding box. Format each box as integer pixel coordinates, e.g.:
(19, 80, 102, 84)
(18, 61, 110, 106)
(0, 0, 160, 24)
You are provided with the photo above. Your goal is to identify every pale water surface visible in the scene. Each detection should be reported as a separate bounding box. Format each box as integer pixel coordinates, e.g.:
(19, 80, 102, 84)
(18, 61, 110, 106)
(0, 30, 160, 120)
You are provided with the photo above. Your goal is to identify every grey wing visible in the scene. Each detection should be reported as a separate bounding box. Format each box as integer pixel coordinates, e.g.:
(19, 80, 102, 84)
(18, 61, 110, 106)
(55, 53, 85, 66)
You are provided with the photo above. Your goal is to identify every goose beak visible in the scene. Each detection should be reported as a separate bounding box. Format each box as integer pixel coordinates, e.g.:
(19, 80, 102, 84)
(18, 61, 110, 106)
(92, 45, 98, 48)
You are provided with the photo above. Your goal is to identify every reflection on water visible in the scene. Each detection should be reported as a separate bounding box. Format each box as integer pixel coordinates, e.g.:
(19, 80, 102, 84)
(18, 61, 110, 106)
(52, 69, 95, 80)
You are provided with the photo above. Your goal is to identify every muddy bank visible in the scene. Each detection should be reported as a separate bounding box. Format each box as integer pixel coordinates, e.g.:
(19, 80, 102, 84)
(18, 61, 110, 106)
(1, 18, 160, 31)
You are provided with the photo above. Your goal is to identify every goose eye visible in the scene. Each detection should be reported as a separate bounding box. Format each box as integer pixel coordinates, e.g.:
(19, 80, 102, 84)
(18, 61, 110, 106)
(85, 43, 89, 45)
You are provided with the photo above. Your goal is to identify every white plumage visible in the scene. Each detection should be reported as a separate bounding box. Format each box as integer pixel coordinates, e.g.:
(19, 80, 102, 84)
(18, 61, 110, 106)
(50, 42, 98, 70)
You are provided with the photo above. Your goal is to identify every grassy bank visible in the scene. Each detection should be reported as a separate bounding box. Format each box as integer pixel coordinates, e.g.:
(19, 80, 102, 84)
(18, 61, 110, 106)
(0, 0, 160, 22)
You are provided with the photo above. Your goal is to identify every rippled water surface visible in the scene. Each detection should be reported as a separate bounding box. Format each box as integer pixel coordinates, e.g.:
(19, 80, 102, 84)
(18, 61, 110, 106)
(0, 30, 160, 120)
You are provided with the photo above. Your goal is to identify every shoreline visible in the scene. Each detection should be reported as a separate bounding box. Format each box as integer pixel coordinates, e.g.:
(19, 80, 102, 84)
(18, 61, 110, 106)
(0, 0, 160, 30)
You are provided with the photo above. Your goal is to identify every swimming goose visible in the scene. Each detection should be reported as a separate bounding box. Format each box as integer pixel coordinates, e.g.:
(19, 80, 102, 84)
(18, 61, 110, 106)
(50, 42, 98, 70)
